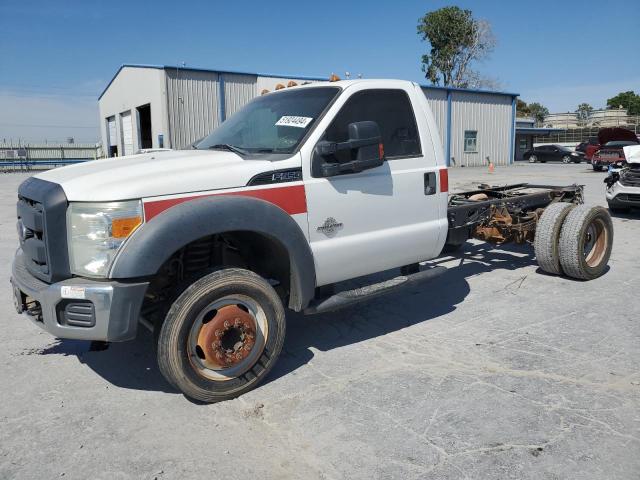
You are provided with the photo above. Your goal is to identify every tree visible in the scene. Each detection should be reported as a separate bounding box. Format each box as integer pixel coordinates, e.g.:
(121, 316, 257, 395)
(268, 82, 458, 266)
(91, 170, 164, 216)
(606, 91, 640, 116)
(417, 6, 496, 88)
(516, 100, 548, 126)
(528, 102, 549, 127)
(516, 99, 531, 117)
(575, 103, 593, 126)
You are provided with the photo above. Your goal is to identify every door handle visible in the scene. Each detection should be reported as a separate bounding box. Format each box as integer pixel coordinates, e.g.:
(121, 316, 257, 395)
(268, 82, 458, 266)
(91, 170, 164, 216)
(424, 172, 437, 195)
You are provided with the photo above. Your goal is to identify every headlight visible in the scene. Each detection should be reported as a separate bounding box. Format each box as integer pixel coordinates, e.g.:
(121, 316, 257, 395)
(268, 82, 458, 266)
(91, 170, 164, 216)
(571, 152, 579, 156)
(67, 200, 143, 277)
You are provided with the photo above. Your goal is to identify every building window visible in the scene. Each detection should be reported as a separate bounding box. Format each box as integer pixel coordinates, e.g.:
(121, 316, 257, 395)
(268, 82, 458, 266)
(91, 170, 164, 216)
(519, 137, 528, 151)
(464, 130, 478, 153)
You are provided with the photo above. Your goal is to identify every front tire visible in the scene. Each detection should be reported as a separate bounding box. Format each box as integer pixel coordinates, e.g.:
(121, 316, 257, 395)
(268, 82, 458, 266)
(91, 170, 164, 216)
(529, 155, 537, 163)
(562, 155, 571, 164)
(157, 268, 286, 403)
(593, 165, 603, 172)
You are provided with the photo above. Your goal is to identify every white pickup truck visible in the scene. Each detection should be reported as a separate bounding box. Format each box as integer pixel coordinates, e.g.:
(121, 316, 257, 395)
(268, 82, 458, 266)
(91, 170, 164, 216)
(11, 80, 613, 402)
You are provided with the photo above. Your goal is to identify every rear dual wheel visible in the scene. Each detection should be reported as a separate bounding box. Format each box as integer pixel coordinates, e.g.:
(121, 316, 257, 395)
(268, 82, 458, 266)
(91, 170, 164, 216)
(534, 203, 575, 275)
(558, 205, 613, 280)
(535, 204, 613, 280)
(157, 268, 286, 403)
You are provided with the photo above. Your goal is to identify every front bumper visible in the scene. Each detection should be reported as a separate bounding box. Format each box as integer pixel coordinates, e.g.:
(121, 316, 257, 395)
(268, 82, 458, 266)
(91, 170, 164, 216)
(606, 182, 640, 208)
(593, 158, 623, 167)
(10, 249, 148, 342)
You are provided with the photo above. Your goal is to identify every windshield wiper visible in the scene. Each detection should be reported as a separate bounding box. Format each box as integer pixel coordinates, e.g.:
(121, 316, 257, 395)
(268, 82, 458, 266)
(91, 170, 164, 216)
(208, 144, 248, 156)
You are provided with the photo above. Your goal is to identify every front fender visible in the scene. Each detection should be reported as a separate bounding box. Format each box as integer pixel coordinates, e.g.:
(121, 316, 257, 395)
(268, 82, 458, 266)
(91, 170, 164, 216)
(110, 195, 316, 310)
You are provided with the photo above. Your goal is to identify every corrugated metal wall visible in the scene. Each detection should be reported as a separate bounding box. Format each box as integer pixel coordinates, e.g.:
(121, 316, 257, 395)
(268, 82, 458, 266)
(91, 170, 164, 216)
(450, 91, 513, 167)
(421, 88, 448, 149)
(222, 73, 258, 118)
(161, 67, 514, 163)
(166, 69, 220, 149)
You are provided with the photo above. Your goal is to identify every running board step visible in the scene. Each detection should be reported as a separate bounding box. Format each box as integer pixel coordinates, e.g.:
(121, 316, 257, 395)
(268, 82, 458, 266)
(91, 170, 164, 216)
(304, 266, 447, 315)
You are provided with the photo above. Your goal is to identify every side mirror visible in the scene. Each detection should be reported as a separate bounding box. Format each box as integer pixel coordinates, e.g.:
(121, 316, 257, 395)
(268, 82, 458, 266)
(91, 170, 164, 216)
(313, 121, 384, 177)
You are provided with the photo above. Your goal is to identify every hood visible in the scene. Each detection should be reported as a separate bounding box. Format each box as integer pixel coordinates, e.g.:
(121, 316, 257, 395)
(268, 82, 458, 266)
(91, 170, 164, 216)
(35, 150, 281, 201)
(597, 127, 639, 145)
(624, 145, 640, 164)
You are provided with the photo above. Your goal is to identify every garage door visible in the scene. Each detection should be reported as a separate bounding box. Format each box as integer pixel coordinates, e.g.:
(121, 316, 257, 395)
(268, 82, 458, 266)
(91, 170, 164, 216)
(120, 111, 134, 156)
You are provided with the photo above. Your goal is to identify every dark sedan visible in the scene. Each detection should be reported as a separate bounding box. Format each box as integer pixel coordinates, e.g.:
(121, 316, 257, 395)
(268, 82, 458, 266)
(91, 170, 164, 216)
(524, 144, 585, 164)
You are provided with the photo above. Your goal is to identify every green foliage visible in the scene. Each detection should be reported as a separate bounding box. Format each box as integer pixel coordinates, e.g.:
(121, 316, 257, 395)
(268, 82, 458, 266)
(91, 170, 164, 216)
(517, 100, 549, 126)
(417, 6, 495, 88)
(516, 99, 530, 117)
(575, 103, 593, 126)
(528, 102, 549, 126)
(606, 91, 640, 116)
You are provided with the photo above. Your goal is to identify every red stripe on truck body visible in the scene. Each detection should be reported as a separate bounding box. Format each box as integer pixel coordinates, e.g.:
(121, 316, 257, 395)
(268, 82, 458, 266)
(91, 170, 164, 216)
(144, 184, 307, 220)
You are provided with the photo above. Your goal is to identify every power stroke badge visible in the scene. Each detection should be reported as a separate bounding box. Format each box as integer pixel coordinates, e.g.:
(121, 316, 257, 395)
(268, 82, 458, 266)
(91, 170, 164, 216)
(317, 217, 343, 237)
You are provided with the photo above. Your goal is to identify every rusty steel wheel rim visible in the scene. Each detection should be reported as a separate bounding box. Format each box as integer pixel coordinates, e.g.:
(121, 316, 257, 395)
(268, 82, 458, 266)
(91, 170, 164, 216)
(583, 218, 607, 268)
(187, 295, 267, 381)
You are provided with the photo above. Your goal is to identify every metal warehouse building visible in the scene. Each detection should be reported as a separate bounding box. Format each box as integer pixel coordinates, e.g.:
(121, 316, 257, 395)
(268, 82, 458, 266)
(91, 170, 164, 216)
(99, 64, 518, 167)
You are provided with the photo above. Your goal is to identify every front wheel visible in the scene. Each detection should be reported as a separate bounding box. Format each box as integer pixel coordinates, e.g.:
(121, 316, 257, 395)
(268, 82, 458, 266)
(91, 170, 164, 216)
(562, 155, 571, 164)
(157, 268, 286, 403)
(528, 155, 537, 163)
(593, 165, 603, 172)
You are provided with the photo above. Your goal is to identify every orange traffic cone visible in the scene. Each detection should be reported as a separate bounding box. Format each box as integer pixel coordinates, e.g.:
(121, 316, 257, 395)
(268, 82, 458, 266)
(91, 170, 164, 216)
(488, 161, 495, 173)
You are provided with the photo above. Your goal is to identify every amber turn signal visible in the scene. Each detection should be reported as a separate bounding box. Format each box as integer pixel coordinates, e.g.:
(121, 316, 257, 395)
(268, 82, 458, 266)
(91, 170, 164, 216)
(112, 216, 142, 238)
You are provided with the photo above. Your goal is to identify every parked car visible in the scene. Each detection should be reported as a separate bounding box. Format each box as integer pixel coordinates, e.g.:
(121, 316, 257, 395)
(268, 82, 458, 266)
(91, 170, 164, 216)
(592, 127, 640, 171)
(524, 144, 585, 163)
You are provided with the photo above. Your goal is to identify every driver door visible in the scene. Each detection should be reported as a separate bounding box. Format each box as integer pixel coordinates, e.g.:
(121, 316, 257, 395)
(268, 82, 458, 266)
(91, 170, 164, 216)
(301, 83, 445, 286)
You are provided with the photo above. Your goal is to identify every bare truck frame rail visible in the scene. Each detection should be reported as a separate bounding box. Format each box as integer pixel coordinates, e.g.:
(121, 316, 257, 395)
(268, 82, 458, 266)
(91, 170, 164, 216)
(446, 183, 584, 246)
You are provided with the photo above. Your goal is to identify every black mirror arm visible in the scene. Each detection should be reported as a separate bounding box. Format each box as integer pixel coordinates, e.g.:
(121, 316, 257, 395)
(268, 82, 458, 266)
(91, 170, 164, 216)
(317, 136, 381, 156)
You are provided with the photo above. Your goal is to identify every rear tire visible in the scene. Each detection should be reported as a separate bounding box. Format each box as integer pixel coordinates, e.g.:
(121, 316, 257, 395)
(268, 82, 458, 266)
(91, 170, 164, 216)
(534, 202, 576, 275)
(558, 206, 613, 280)
(157, 268, 286, 403)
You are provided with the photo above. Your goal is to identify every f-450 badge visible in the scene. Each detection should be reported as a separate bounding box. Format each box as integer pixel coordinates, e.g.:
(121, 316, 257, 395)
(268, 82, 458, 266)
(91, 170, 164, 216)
(317, 217, 343, 237)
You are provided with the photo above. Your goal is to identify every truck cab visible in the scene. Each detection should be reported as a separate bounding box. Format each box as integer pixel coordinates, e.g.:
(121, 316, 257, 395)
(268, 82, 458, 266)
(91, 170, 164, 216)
(12, 80, 450, 402)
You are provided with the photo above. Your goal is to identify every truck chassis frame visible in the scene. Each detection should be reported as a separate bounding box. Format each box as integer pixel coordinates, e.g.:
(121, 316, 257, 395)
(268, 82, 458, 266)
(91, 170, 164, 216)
(446, 183, 584, 246)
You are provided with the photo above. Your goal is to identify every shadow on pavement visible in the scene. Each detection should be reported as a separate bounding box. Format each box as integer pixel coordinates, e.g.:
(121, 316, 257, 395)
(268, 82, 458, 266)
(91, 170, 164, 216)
(267, 241, 536, 385)
(36, 242, 536, 396)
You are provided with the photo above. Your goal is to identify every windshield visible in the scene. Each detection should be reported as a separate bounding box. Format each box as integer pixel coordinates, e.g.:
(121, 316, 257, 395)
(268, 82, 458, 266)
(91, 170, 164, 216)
(604, 141, 638, 147)
(195, 87, 340, 154)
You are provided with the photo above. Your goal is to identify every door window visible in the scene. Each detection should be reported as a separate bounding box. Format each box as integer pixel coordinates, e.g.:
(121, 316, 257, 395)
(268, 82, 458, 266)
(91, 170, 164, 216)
(323, 89, 421, 160)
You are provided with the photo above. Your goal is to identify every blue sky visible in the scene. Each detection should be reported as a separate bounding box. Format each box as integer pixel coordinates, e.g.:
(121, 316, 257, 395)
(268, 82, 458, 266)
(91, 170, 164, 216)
(1, 0, 639, 142)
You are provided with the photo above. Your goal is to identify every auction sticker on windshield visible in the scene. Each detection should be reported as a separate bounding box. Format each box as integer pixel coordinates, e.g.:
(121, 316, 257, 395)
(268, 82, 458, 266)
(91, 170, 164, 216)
(275, 116, 313, 128)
